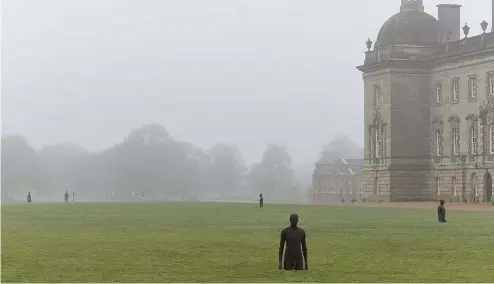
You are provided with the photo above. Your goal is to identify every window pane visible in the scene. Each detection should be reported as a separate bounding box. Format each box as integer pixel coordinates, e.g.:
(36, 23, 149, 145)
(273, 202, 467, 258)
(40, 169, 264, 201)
(436, 131, 441, 156)
(436, 83, 442, 103)
(453, 128, 459, 155)
(490, 125, 494, 154)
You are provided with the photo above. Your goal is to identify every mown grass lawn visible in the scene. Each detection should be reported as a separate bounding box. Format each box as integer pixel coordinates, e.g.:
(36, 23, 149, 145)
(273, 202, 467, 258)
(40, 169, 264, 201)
(1, 202, 493, 282)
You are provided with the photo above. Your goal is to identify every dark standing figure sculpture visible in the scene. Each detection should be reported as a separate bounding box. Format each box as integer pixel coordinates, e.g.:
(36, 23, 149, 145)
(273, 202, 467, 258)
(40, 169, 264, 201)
(278, 213, 308, 270)
(64, 191, 69, 203)
(438, 200, 447, 223)
(463, 23, 470, 38)
(27, 192, 32, 203)
(259, 193, 264, 208)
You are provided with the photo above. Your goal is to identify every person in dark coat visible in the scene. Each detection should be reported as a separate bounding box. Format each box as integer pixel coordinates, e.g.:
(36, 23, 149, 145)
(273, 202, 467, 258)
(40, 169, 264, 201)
(27, 192, 32, 203)
(64, 191, 69, 203)
(438, 200, 447, 223)
(259, 193, 264, 208)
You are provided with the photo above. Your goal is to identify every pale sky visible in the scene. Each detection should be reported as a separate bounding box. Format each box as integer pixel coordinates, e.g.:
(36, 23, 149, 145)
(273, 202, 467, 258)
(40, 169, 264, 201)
(1, 0, 491, 165)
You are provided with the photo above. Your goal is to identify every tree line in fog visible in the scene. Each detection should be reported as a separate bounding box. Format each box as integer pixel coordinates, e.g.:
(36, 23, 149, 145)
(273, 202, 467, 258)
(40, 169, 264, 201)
(1, 124, 300, 202)
(1, 124, 362, 203)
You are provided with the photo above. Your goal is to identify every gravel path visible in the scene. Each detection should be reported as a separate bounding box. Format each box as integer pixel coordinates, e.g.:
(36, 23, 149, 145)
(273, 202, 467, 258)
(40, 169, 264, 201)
(354, 201, 494, 212)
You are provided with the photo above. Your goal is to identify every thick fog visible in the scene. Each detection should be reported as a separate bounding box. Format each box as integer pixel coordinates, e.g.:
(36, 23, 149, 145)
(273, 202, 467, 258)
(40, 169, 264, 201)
(1, 0, 491, 202)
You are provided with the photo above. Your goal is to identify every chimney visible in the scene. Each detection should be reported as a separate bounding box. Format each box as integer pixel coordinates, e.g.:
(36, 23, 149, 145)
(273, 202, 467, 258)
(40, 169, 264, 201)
(437, 4, 462, 43)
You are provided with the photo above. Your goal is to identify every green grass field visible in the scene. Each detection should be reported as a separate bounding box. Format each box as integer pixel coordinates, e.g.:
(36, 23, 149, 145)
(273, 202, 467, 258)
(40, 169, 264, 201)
(2, 202, 493, 283)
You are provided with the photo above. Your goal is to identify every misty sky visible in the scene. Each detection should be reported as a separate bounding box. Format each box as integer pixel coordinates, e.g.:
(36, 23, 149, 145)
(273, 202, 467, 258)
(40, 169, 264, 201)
(1, 0, 491, 165)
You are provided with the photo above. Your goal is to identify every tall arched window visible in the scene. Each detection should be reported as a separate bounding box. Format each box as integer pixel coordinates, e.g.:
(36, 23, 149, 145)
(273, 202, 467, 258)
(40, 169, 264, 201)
(375, 127, 383, 158)
(449, 116, 460, 160)
(488, 72, 494, 96)
(466, 114, 478, 156)
(432, 119, 443, 158)
(370, 112, 386, 164)
(435, 177, 440, 196)
(490, 124, 494, 155)
(452, 176, 457, 196)
(472, 130, 478, 154)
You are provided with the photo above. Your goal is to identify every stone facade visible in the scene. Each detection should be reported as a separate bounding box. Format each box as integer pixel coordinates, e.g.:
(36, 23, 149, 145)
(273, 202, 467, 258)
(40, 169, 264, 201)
(312, 157, 364, 203)
(357, 0, 494, 202)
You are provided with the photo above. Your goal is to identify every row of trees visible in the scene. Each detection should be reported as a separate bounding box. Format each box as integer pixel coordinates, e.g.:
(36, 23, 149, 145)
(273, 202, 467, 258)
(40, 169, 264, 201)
(1, 124, 302, 202)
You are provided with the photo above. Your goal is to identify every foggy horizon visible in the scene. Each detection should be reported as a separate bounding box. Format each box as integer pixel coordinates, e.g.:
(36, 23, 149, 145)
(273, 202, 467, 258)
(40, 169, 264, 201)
(1, 0, 490, 165)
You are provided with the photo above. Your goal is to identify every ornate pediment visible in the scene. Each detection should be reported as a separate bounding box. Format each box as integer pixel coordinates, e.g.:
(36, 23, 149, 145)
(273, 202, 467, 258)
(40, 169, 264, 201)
(465, 114, 478, 128)
(448, 115, 460, 129)
(432, 117, 443, 132)
(371, 111, 383, 126)
(479, 100, 494, 117)
(465, 113, 478, 121)
(448, 115, 460, 123)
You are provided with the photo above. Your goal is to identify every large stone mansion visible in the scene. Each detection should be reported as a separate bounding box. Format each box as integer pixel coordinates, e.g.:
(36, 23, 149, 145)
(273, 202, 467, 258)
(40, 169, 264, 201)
(357, 0, 494, 202)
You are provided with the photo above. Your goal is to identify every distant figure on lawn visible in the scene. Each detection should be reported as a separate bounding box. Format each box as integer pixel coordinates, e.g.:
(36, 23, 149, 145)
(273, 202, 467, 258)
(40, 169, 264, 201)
(27, 192, 32, 203)
(438, 200, 447, 223)
(278, 213, 308, 271)
(259, 193, 264, 208)
(64, 191, 69, 203)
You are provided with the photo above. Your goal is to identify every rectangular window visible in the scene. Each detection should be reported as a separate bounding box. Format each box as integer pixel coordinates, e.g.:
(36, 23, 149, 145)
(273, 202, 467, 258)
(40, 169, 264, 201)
(436, 177, 440, 196)
(435, 82, 442, 104)
(435, 131, 441, 156)
(452, 177, 456, 196)
(452, 79, 459, 101)
(374, 85, 381, 107)
(375, 128, 383, 158)
(488, 73, 494, 96)
(453, 128, 459, 155)
(490, 125, 494, 154)
(471, 128, 478, 154)
(468, 76, 477, 99)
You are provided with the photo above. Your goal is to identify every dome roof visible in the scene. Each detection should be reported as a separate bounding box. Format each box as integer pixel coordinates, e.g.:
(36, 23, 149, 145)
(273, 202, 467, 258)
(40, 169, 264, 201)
(375, 10, 440, 48)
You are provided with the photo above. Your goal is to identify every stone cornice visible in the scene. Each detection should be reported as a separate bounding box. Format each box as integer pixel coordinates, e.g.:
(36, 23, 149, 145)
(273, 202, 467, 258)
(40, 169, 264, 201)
(357, 60, 432, 76)
(358, 34, 494, 75)
(433, 49, 494, 72)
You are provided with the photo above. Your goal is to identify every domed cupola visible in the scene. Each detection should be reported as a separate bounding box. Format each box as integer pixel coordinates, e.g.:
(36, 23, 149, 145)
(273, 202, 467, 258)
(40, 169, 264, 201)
(374, 0, 440, 48)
